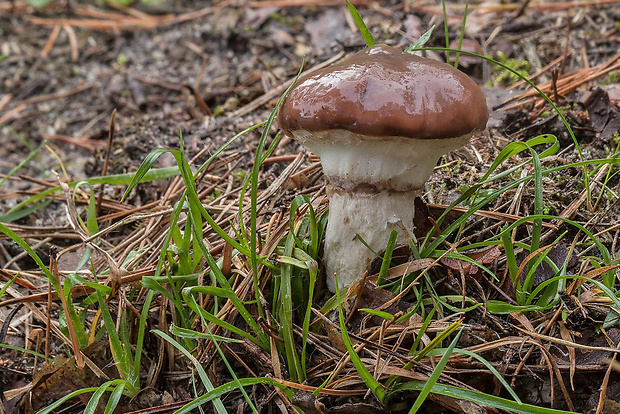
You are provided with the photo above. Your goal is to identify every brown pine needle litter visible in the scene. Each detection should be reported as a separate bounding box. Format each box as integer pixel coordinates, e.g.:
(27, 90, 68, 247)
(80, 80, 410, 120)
(1, 0, 620, 413)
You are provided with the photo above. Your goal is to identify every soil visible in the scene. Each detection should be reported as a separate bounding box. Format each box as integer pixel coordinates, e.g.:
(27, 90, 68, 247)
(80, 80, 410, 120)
(1, 0, 619, 413)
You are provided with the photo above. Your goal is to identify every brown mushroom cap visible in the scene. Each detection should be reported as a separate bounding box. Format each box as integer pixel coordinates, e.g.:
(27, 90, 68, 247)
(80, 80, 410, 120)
(279, 44, 489, 140)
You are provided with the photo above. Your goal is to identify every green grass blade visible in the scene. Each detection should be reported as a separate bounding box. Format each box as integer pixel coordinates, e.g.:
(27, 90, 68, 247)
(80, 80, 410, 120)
(0, 199, 53, 223)
(502, 226, 519, 284)
(405, 25, 435, 53)
(279, 233, 304, 382)
(188, 217, 270, 346)
(409, 329, 462, 413)
(103, 383, 126, 414)
(528, 144, 544, 253)
(0, 344, 62, 367)
(84, 184, 99, 235)
(174, 377, 286, 414)
(249, 120, 279, 318)
(133, 290, 154, 374)
(358, 308, 394, 321)
(496, 214, 612, 286)
(289, 194, 319, 258)
(532, 274, 620, 311)
(301, 257, 318, 375)
(284, 197, 320, 376)
(454, 0, 470, 68)
(486, 301, 550, 314)
(0, 139, 46, 188)
(0, 274, 18, 299)
(121, 148, 170, 202)
(346, 0, 375, 47)
(391, 381, 576, 414)
(441, 0, 450, 63)
(377, 230, 398, 287)
(183, 286, 263, 338)
(408, 305, 436, 354)
(61, 276, 89, 348)
(36, 387, 99, 414)
(385, 305, 438, 390)
(182, 289, 264, 347)
(152, 329, 227, 414)
(95, 285, 139, 396)
(335, 276, 386, 402)
(84, 380, 128, 414)
(520, 245, 554, 304)
(413, 318, 462, 362)
(2, 166, 180, 221)
(169, 324, 243, 342)
(431, 296, 481, 313)
(0, 223, 60, 293)
(427, 347, 521, 403)
(171, 147, 274, 273)
(189, 295, 259, 413)
(247, 64, 305, 324)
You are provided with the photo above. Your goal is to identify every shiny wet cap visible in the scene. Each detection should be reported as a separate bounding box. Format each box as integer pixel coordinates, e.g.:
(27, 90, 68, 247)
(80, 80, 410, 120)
(278, 44, 488, 140)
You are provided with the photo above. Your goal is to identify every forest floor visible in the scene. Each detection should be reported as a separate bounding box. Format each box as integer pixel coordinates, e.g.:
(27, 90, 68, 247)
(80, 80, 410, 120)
(1, 0, 620, 413)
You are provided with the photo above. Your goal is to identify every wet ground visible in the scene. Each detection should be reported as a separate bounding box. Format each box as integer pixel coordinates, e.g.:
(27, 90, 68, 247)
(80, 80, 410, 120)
(1, 0, 620, 412)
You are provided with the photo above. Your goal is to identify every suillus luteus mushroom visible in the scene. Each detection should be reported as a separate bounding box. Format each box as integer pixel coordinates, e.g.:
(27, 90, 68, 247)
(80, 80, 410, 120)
(279, 44, 489, 292)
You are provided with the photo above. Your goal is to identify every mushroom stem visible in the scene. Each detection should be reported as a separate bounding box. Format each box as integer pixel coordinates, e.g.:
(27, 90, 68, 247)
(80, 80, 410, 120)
(324, 187, 418, 292)
(290, 129, 471, 292)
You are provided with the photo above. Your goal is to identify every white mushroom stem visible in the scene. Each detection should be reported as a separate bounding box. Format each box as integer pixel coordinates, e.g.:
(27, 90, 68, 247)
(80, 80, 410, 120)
(324, 187, 418, 291)
(290, 129, 471, 292)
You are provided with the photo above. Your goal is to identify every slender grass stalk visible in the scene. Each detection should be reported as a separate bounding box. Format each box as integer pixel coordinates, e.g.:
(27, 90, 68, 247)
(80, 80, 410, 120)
(152, 330, 228, 414)
(0, 139, 46, 188)
(279, 233, 303, 381)
(413, 318, 463, 362)
(83, 380, 129, 414)
(384, 306, 439, 390)
(0, 344, 62, 367)
(502, 226, 519, 283)
(377, 230, 398, 287)
(346, 0, 375, 47)
(174, 377, 291, 414)
(1, 166, 180, 222)
(408, 329, 462, 413)
(36, 387, 103, 414)
(441, 0, 450, 63)
(0, 274, 17, 299)
(390, 381, 576, 414)
(409, 306, 436, 355)
(189, 295, 259, 413)
(405, 25, 435, 54)
(454, 0, 470, 68)
(527, 144, 544, 254)
(247, 65, 304, 324)
(103, 383, 126, 414)
(335, 276, 386, 403)
(94, 273, 139, 397)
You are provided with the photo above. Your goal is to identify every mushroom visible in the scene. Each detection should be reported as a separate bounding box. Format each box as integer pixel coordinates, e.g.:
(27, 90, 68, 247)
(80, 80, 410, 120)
(278, 44, 489, 292)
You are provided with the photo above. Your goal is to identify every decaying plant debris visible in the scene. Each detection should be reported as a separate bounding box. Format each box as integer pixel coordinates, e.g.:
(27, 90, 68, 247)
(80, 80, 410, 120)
(1, 1, 620, 413)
